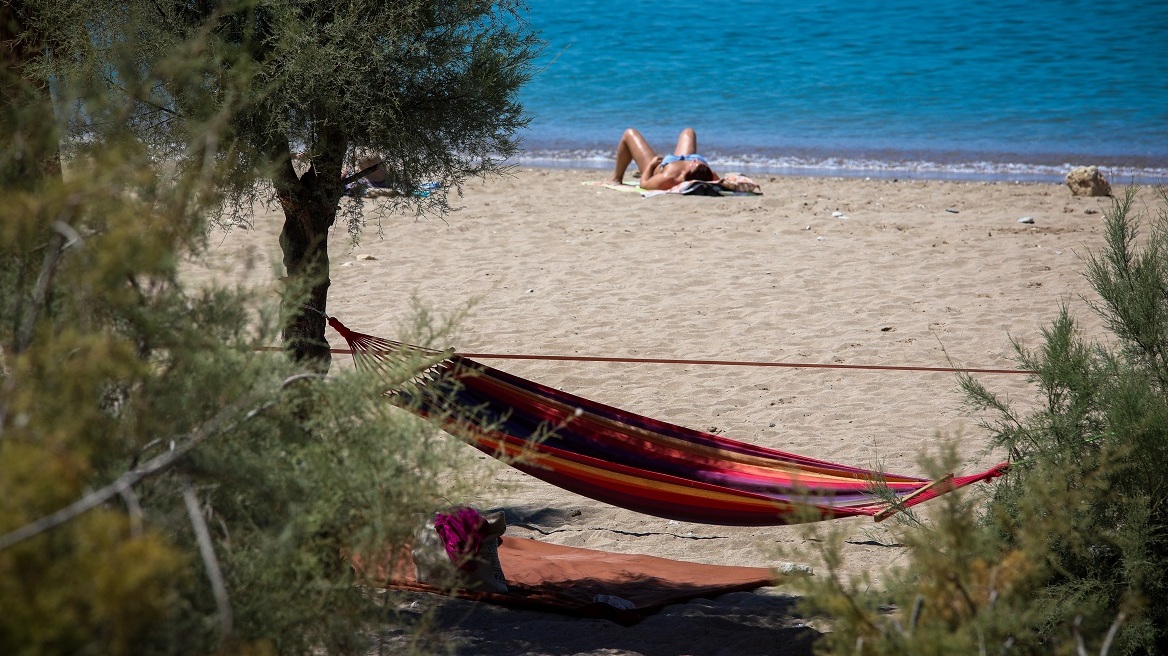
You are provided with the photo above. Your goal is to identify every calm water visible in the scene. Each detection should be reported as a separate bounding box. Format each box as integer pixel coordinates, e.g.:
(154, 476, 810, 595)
(514, 0, 1168, 183)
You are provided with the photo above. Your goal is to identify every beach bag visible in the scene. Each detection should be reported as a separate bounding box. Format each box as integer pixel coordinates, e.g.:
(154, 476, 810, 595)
(413, 507, 508, 593)
(718, 173, 762, 194)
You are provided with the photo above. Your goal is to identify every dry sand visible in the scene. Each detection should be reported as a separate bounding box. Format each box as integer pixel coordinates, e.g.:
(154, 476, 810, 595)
(187, 168, 1129, 654)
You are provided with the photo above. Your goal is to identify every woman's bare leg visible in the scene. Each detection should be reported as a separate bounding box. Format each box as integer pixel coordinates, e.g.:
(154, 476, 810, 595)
(610, 128, 659, 184)
(672, 127, 698, 155)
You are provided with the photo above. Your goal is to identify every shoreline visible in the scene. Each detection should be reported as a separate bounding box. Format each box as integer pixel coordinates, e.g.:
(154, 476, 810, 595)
(511, 144, 1168, 186)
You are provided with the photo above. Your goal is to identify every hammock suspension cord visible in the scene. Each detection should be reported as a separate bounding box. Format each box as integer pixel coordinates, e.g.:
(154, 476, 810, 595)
(457, 353, 1032, 375)
(259, 345, 1033, 375)
(272, 309, 1038, 375)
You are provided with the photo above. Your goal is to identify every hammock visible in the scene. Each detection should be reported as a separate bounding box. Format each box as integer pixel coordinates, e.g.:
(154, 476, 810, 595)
(328, 318, 1008, 526)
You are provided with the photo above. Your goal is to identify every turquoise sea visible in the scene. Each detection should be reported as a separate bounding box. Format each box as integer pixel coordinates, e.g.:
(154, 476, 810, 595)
(514, 0, 1168, 183)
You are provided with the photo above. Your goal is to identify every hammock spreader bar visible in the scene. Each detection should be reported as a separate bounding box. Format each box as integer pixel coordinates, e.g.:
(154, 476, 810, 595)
(328, 318, 1008, 526)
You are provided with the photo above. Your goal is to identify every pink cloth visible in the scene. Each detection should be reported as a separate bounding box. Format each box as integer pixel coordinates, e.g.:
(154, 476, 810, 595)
(433, 508, 485, 571)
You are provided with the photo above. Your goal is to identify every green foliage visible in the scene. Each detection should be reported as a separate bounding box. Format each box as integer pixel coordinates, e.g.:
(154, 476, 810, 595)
(61, 0, 541, 213)
(795, 187, 1168, 655)
(1, 12, 480, 656)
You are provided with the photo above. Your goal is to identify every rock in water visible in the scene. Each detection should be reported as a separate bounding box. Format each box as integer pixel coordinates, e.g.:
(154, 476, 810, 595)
(1065, 166, 1112, 197)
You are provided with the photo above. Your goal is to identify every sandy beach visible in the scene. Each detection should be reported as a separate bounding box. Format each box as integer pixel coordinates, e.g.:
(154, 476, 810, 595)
(188, 168, 1125, 654)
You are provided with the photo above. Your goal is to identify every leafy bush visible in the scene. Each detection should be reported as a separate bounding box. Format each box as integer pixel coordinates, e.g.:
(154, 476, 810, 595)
(0, 16, 478, 656)
(796, 187, 1168, 655)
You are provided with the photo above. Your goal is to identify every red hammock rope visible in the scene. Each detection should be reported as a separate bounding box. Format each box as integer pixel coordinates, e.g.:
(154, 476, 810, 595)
(255, 345, 1034, 375)
(458, 353, 1033, 375)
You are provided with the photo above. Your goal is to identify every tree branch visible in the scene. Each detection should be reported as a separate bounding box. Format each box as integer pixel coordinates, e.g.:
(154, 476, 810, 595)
(182, 477, 233, 646)
(340, 161, 385, 187)
(0, 373, 324, 551)
(1100, 611, 1126, 656)
(15, 216, 81, 353)
(119, 482, 144, 538)
(101, 71, 178, 117)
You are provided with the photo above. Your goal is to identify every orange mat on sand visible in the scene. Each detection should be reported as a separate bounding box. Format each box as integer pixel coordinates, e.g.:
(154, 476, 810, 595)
(357, 537, 779, 625)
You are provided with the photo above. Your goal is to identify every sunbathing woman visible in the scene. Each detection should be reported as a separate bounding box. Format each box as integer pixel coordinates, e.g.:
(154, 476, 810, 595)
(608, 127, 721, 190)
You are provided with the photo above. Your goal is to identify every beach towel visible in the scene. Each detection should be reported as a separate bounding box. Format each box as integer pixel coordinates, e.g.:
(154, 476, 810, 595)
(583, 180, 648, 193)
(585, 175, 762, 198)
(346, 180, 441, 198)
(353, 536, 780, 625)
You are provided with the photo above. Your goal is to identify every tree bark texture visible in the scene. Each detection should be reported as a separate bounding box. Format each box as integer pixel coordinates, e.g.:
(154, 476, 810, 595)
(273, 132, 346, 371)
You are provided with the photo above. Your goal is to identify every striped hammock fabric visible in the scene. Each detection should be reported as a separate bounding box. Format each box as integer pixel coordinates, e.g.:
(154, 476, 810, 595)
(328, 318, 1008, 526)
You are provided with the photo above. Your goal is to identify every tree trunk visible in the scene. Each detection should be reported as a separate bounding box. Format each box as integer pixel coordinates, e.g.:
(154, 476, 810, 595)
(1, 3, 62, 187)
(273, 136, 346, 371)
(3, 4, 64, 352)
(278, 199, 333, 370)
